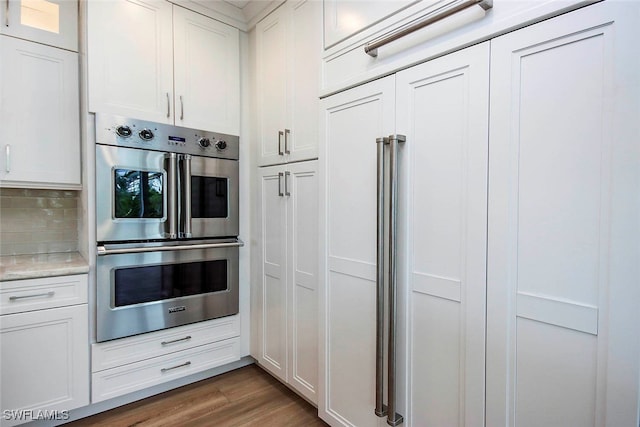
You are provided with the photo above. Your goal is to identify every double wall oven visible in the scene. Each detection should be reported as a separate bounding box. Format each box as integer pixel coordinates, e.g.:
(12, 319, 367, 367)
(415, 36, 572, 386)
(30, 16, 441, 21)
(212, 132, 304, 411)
(95, 114, 240, 342)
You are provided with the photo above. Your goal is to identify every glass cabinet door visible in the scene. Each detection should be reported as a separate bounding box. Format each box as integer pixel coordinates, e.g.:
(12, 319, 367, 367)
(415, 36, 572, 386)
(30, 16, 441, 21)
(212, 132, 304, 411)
(1, 0, 77, 51)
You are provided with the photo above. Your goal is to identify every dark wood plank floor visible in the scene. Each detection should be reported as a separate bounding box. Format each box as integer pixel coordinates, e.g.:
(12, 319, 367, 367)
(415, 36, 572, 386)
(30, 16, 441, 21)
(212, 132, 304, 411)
(68, 365, 328, 427)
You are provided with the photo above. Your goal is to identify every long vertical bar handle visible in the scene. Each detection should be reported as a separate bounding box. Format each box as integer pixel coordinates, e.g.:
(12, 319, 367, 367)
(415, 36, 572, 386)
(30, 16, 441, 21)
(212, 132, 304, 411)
(181, 154, 192, 238)
(375, 136, 388, 418)
(284, 171, 291, 196)
(5, 144, 10, 173)
(179, 95, 184, 120)
(166, 93, 170, 118)
(5, 0, 9, 27)
(284, 129, 291, 154)
(387, 134, 405, 427)
(278, 172, 284, 197)
(165, 153, 178, 239)
(278, 131, 284, 155)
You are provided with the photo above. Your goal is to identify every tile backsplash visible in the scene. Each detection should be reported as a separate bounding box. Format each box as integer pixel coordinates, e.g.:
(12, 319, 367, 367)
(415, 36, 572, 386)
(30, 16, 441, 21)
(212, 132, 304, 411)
(0, 189, 79, 256)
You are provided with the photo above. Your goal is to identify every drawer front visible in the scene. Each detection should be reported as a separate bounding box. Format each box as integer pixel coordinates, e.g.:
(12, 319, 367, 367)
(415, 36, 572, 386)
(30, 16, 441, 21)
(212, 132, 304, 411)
(91, 338, 240, 403)
(0, 275, 88, 315)
(92, 315, 240, 372)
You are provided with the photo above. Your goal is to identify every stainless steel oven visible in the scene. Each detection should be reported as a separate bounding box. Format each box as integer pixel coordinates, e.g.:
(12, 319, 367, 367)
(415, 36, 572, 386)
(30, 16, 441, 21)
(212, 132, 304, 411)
(94, 114, 241, 342)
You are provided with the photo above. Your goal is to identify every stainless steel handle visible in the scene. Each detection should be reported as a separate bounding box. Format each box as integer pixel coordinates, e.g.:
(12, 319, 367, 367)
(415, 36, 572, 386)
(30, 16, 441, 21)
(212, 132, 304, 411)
(161, 335, 192, 346)
(9, 291, 55, 301)
(161, 361, 191, 373)
(97, 240, 244, 256)
(179, 95, 184, 120)
(278, 172, 284, 197)
(165, 153, 179, 239)
(5, 144, 10, 173)
(166, 92, 170, 118)
(386, 134, 405, 427)
(278, 131, 284, 155)
(364, 0, 493, 57)
(284, 171, 291, 196)
(5, 0, 9, 27)
(284, 129, 291, 154)
(181, 154, 192, 238)
(375, 137, 388, 418)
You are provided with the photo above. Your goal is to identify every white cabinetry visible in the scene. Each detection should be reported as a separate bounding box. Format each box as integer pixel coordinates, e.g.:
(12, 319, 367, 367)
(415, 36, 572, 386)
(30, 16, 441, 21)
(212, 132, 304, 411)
(0, 35, 81, 189)
(0, 0, 77, 51)
(0, 275, 89, 427)
(256, 0, 321, 166)
(255, 161, 318, 403)
(88, 0, 240, 135)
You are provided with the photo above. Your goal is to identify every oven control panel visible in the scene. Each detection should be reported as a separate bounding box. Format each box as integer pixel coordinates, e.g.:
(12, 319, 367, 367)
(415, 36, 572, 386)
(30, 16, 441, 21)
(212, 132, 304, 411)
(95, 114, 239, 160)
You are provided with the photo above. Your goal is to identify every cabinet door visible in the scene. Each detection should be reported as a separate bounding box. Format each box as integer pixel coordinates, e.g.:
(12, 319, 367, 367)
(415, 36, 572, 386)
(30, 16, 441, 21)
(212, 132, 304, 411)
(173, 6, 240, 135)
(256, 165, 288, 382)
(486, 3, 640, 426)
(256, 5, 288, 166)
(286, 160, 319, 404)
(319, 76, 395, 427)
(0, 305, 89, 426)
(396, 42, 489, 427)
(88, 0, 173, 124)
(0, 36, 80, 189)
(0, 0, 77, 51)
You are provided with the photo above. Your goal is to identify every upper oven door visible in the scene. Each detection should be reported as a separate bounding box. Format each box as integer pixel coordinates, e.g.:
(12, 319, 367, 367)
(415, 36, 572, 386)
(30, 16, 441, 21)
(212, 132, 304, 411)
(182, 156, 239, 238)
(96, 144, 175, 242)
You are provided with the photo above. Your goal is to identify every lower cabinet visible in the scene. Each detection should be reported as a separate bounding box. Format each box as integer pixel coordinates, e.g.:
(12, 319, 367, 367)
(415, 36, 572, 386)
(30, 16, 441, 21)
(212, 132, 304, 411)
(91, 315, 241, 403)
(254, 160, 318, 403)
(0, 275, 89, 427)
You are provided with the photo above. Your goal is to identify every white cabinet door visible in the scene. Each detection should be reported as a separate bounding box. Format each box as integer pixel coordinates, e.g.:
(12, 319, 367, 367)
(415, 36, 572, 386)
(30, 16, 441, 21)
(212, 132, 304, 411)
(0, 0, 77, 51)
(256, 165, 288, 382)
(173, 6, 240, 135)
(319, 76, 395, 427)
(0, 305, 89, 426)
(286, 160, 318, 403)
(0, 36, 80, 189)
(396, 41, 489, 427)
(486, 2, 640, 426)
(88, 0, 174, 124)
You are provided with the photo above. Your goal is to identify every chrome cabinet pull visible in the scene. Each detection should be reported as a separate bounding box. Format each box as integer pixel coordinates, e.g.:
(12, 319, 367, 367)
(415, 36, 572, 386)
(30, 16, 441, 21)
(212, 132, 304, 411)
(364, 0, 493, 57)
(5, 0, 9, 27)
(278, 131, 284, 155)
(161, 361, 191, 373)
(161, 335, 192, 346)
(375, 137, 387, 418)
(166, 92, 170, 118)
(278, 172, 284, 197)
(179, 95, 184, 120)
(9, 291, 55, 301)
(284, 171, 291, 196)
(180, 154, 192, 238)
(5, 144, 10, 173)
(284, 129, 291, 154)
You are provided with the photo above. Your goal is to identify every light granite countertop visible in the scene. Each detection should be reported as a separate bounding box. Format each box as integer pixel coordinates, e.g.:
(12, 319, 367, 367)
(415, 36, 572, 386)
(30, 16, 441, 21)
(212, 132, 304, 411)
(0, 252, 89, 281)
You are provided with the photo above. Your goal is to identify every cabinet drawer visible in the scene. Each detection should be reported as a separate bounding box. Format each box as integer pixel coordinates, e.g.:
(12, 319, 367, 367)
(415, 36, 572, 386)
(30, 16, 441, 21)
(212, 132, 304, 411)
(92, 315, 240, 372)
(91, 338, 240, 403)
(0, 275, 87, 315)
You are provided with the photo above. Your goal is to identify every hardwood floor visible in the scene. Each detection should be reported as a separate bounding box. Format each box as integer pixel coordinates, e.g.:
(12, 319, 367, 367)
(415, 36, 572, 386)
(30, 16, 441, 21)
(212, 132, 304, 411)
(68, 365, 328, 427)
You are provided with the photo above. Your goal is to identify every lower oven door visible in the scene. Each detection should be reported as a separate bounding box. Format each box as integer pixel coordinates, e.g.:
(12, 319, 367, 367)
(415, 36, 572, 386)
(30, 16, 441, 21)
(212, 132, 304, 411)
(96, 240, 240, 342)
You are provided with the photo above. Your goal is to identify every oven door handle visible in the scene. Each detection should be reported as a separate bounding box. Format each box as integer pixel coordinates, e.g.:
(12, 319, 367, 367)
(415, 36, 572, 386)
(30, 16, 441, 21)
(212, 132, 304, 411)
(180, 154, 193, 238)
(97, 239, 244, 256)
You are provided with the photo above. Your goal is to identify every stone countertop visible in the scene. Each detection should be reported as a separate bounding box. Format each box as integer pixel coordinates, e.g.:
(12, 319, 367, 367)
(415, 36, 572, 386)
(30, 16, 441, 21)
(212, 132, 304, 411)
(0, 252, 89, 282)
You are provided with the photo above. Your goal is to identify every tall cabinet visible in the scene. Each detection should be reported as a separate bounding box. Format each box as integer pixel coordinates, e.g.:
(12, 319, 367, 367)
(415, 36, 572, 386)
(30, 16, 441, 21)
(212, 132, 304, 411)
(319, 2, 639, 426)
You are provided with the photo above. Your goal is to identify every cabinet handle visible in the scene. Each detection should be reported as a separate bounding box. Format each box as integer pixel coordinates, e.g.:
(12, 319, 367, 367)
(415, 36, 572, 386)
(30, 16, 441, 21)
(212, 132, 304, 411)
(9, 291, 55, 301)
(5, 0, 9, 27)
(5, 144, 10, 173)
(161, 335, 192, 346)
(278, 131, 284, 155)
(160, 361, 191, 373)
(284, 129, 291, 154)
(284, 171, 291, 196)
(166, 92, 170, 118)
(278, 172, 284, 197)
(374, 137, 387, 418)
(179, 95, 184, 120)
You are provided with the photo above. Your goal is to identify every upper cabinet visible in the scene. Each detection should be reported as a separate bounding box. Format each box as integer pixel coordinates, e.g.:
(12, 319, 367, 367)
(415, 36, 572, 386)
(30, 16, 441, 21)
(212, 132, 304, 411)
(256, 0, 321, 166)
(88, 1, 240, 135)
(0, 0, 78, 51)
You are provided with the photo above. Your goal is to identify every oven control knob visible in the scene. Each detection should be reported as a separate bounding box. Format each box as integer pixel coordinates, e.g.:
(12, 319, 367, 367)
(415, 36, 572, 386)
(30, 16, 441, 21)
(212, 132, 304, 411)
(139, 129, 154, 141)
(215, 140, 227, 150)
(198, 137, 211, 148)
(116, 125, 132, 138)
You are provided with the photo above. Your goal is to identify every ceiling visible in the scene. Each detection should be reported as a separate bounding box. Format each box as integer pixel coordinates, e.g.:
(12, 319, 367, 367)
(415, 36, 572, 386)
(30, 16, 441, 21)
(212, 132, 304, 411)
(223, 0, 251, 9)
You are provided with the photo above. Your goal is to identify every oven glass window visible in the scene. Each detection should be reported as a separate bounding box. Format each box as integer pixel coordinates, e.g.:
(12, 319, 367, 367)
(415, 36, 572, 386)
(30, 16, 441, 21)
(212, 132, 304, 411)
(191, 176, 228, 218)
(114, 169, 164, 219)
(114, 260, 227, 307)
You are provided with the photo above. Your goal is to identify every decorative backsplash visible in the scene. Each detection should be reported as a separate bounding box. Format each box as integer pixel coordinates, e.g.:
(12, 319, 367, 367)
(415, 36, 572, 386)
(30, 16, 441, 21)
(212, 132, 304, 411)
(0, 188, 79, 256)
